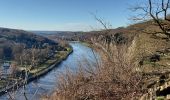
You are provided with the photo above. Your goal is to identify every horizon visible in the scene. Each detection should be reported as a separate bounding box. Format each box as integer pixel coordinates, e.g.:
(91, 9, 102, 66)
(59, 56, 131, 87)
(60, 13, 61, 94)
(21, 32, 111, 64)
(0, 0, 141, 31)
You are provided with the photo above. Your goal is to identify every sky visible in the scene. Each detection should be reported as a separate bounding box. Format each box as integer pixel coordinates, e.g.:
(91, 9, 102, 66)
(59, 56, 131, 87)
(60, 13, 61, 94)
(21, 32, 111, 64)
(0, 0, 140, 31)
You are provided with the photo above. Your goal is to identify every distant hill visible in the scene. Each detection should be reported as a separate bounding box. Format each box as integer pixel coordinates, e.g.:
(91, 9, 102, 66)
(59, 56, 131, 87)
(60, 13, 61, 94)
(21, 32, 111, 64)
(31, 31, 82, 41)
(0, 28, 58, 60)
(31, 31, 74, 35)
(0, 28, 57, 48)
(31, 31, 79, 36)
(31, 20, 164, 44)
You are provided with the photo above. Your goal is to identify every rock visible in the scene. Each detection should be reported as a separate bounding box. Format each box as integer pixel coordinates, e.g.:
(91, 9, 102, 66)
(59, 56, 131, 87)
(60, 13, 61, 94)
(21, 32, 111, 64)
(165, 82, 168, 88)
(160, 86, 164, 91)
(167, 95, 170, 99)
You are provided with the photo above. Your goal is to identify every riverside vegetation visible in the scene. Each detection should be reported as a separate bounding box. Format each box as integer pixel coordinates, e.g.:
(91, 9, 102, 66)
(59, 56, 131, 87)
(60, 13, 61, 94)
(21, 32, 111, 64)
(0, 28, 73, 98)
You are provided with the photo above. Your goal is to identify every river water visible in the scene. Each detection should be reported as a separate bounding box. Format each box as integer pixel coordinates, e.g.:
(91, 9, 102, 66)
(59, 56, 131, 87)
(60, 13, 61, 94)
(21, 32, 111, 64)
(0, 42, 98, 100)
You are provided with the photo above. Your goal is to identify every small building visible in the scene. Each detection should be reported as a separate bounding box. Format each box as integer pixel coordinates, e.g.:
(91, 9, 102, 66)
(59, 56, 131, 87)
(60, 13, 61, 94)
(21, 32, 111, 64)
(3, 62, 10, 69)
(2, 62, 11, 78)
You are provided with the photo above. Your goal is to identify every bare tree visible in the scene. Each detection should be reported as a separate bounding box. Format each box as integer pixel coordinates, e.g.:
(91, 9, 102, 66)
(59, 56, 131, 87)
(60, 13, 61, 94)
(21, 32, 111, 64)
(131, 0, 170, 38)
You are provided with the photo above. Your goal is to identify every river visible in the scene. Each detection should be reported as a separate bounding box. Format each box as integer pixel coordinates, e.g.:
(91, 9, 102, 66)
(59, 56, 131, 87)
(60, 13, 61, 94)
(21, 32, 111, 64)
(0, 42, 98, 100)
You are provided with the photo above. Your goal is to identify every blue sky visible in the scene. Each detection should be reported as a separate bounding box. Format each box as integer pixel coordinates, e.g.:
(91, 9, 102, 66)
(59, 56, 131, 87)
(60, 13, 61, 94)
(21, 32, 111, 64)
(0, 0, 140, 31)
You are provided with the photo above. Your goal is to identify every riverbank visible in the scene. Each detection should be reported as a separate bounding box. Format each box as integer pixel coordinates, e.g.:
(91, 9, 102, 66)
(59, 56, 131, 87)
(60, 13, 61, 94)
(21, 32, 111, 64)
(28, 46, 73, 82)
(0, 46, 73, 96)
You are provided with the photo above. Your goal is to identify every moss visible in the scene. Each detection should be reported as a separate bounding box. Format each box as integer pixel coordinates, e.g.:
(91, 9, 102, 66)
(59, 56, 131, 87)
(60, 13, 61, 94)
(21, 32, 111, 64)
(156, 96, 165, 100)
